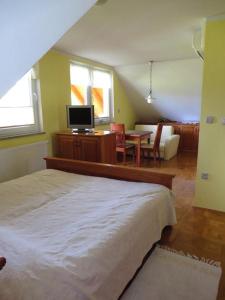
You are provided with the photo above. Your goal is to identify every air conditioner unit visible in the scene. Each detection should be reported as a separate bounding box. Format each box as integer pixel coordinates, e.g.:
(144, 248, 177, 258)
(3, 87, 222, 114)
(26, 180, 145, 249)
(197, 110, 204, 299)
(192, 29, 204, 61)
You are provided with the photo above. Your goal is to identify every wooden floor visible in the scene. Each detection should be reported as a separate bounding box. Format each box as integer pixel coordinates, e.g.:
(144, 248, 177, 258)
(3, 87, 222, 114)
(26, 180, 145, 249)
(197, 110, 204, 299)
(122, 152, 225, 299)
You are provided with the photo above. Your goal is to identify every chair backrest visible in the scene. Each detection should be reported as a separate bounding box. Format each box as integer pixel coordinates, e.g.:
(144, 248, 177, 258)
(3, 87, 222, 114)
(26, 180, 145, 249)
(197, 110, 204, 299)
(153, 123, 163, 150)
(135, 124, 173, 143)
(110, 123, 125, 145)
(161, 125, 174, 142)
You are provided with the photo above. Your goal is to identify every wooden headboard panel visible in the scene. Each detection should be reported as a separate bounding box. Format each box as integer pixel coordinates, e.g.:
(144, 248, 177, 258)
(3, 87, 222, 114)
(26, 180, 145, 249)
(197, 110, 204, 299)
(0, 257, 6, 271)
(44, 157, 175, 189)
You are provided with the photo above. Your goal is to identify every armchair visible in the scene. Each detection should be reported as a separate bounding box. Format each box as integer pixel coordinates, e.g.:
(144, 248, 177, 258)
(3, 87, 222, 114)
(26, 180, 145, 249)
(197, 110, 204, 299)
(135, 124, 180, 160)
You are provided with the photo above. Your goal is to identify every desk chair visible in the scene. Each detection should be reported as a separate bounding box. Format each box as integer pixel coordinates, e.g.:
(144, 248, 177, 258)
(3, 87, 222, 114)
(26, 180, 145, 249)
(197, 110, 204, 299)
(141, 123, 163, 164)
(110, 123, 135, 164)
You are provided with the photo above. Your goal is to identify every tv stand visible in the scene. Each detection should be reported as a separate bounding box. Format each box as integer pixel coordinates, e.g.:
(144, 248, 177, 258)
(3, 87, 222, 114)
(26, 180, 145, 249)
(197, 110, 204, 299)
(55, 130, 116, 164)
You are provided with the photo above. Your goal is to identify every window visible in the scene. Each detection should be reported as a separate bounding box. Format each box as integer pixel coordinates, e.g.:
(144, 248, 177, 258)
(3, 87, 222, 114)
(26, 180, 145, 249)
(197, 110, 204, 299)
(0, 67, 43, 138)
(70, 63, 113, 124)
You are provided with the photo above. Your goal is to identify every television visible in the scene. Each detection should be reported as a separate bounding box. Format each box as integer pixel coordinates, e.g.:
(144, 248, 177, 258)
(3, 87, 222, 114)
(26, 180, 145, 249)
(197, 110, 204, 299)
(66, 105, 95, 132)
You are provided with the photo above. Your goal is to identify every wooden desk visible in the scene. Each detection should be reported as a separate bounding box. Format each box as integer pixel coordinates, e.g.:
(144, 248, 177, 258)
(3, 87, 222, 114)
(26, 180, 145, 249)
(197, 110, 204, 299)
(125, 130, 152, 167)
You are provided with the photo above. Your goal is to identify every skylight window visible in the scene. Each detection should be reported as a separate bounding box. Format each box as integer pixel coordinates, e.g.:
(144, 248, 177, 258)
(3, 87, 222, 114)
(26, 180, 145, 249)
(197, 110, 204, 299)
(0, 67, 43, 138)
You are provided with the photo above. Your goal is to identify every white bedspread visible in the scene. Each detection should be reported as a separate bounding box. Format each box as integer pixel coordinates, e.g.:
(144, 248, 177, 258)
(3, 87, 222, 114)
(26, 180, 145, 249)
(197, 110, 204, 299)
(0, 169, 176, 300)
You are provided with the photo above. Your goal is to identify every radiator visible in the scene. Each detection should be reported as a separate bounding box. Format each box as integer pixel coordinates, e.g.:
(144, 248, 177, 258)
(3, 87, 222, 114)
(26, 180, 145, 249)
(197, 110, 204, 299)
(0, 141, 48, 182)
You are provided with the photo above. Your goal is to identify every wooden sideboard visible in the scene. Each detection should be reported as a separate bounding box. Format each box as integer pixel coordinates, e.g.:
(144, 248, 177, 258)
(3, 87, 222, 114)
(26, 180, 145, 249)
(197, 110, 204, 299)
(135, 122, 199, 152)
(172, 123, 199, 152)
(55, 130, 116, 164)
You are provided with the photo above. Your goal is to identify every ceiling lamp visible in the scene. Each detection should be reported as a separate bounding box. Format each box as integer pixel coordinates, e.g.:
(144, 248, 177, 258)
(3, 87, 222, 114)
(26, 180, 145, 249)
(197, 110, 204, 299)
(145, 61, 154, 104)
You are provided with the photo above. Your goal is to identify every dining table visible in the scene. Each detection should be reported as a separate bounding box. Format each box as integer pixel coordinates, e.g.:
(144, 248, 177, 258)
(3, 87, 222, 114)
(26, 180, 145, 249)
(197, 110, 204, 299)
(125, 130, 152, 167)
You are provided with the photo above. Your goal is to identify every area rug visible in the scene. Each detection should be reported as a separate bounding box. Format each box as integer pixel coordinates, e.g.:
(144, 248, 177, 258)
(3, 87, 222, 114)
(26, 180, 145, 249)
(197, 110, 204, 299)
(121, 246, 222, 300)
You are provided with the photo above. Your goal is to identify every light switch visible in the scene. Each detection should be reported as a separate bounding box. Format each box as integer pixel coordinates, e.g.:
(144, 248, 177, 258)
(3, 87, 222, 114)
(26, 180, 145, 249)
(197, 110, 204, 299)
(221, 117, 225, 125)
(206, 116, 214, 124)
(201, 173, 209, 180)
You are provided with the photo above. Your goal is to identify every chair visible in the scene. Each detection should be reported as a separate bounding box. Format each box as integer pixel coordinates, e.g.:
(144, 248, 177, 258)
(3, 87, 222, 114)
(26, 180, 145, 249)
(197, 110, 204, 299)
(141, 123, 163, 163)
(135, 124, 180, 160)
(110, 123, 135, 163)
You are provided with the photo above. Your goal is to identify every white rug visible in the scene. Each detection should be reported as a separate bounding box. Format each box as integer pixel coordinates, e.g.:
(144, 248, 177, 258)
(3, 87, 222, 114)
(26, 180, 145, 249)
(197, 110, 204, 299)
(121, 246, 222, 300)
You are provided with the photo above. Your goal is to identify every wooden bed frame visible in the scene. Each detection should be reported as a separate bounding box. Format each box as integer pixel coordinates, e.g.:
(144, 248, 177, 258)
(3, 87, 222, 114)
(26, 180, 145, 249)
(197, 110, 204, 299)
(44, 157, 175, 189)
(0, 257, 6, 270)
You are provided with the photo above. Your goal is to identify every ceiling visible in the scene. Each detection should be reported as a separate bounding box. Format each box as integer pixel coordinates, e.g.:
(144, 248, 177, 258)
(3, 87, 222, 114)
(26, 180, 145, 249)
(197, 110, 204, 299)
(54, 0, 225, 66)
(115, 58, 203, 122)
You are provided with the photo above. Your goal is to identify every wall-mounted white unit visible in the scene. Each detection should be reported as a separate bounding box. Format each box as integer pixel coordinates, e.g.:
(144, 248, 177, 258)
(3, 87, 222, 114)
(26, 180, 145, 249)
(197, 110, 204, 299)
(192, 29, 204, 61)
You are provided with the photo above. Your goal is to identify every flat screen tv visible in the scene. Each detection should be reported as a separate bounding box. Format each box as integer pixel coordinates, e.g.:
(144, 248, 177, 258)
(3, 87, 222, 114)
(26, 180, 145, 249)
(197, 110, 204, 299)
(66, 105, 94, 132)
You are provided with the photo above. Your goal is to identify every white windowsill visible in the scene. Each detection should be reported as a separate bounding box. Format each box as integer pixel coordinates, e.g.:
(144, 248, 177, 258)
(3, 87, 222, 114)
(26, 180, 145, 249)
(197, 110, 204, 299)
(0, 131, 46, 140)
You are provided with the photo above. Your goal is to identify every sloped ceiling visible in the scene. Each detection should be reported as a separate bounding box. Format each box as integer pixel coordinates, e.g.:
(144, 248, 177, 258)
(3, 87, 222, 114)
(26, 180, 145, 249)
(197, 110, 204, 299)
(55, 0, 225, 66)
(0, 0, 96, 98)
(115, 59, 203, 122)
(54, 0, 225, 122)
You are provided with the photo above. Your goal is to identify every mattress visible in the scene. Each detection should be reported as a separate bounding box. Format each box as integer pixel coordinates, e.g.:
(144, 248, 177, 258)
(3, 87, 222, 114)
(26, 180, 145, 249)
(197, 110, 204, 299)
(0, 169, 176, 300)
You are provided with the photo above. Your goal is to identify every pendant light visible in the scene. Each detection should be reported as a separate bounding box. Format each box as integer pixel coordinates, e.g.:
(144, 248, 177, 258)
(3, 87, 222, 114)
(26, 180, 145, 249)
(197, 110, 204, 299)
(145, 61, 154, 104)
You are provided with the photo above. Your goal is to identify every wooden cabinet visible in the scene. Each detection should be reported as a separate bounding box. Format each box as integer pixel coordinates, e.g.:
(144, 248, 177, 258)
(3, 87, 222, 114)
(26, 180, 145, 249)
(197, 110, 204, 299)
(172, 123, 199, 152)
(56, 131, 116, 164)
(181, 126, 194, 151)
(193, 125, 200, 151)
(57, 135, 74, 159)
(74, 136, 100, 162)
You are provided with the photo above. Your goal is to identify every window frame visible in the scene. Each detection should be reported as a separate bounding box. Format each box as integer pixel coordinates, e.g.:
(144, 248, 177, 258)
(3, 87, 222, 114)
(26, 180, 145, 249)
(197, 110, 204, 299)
(0, 67, 43, 139)
(70, 62, 114, 125)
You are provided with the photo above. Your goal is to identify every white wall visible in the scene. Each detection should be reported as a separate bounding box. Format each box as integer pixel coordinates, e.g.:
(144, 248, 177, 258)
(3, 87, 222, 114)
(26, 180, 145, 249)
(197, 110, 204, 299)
(115, 58, 203, 122)
(0, 141, 48, 182)
(0, 0, 96, 98)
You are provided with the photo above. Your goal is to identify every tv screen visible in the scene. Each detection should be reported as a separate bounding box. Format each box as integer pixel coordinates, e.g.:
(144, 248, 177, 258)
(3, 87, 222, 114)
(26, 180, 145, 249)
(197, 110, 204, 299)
(66, 105, 94, 131)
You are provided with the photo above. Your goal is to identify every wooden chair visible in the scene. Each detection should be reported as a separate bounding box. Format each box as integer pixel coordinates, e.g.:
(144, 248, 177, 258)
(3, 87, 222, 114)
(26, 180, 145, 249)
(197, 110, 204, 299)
(110, 123, 135, 163)
(141, 123, 163, 164)
(0, 257, 6, 270)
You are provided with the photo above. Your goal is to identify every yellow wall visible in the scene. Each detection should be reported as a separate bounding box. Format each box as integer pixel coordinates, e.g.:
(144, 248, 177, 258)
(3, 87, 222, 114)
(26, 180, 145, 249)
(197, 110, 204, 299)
(97, 71, 137, 131)
(0, 50, 137, 153)
(113, 72, 136, 129)
(195, 19, 225, 212)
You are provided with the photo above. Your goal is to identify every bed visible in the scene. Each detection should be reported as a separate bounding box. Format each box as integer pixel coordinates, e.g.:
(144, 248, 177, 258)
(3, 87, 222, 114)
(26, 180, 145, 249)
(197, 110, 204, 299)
(0, 157, 176, 300)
